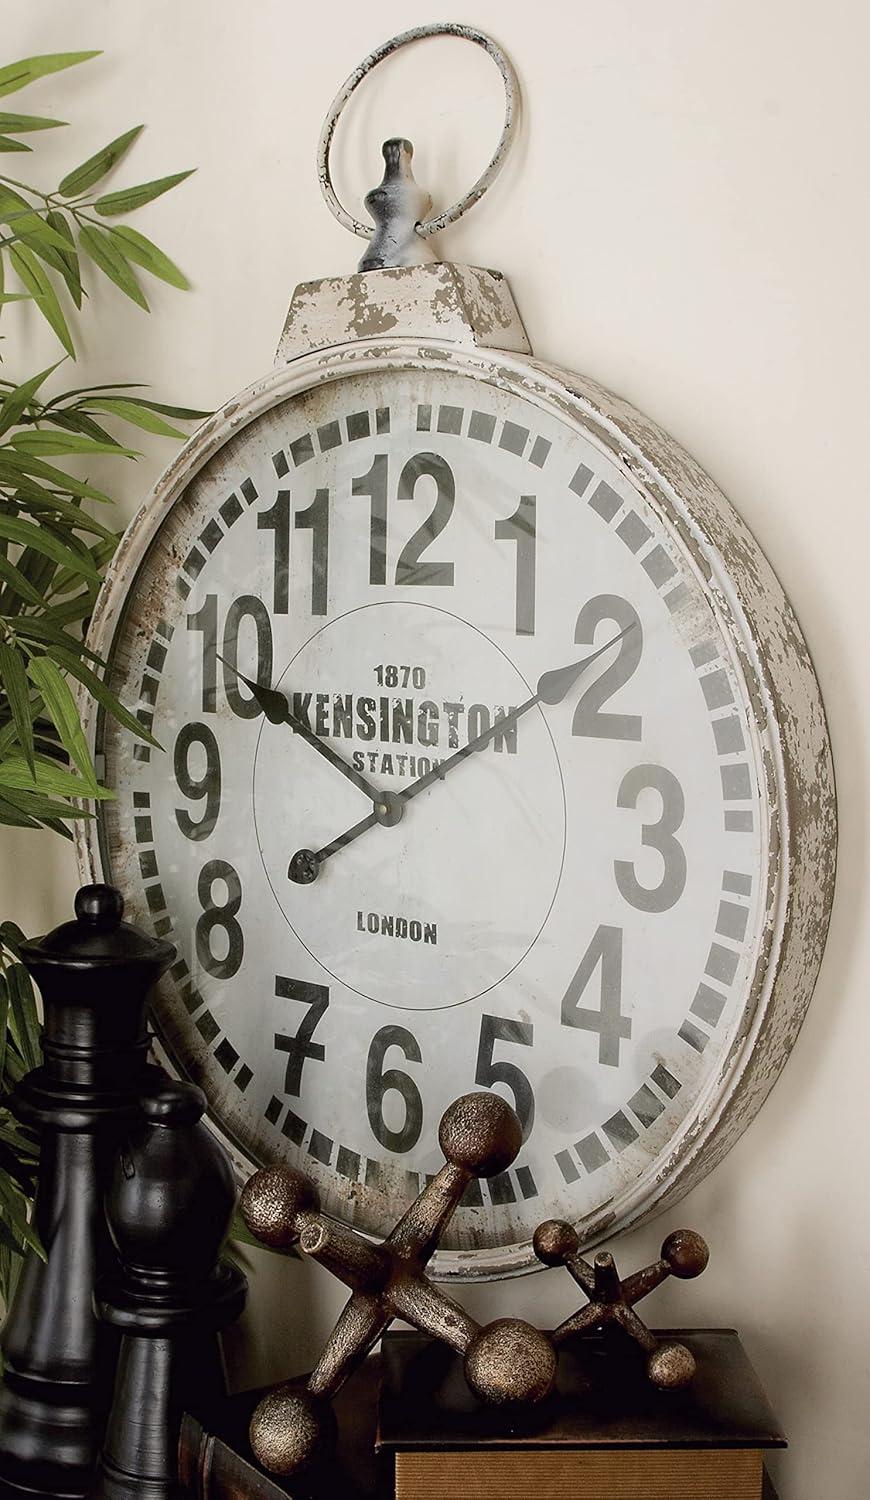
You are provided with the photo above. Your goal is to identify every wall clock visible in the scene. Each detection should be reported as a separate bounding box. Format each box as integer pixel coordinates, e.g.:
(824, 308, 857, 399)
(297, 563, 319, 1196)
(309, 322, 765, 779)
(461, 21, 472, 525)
(77, 25, 836, 1281)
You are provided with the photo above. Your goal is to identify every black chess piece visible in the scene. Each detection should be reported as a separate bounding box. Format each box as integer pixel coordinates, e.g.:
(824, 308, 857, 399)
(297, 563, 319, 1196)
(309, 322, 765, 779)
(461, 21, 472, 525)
(0, 885, 174, 1500)
(92, 1078, 246, 1500)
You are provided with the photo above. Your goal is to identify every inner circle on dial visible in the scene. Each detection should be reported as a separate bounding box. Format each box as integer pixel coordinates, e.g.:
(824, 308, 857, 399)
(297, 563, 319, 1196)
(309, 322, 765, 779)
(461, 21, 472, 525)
(252, 601, 566, 1010)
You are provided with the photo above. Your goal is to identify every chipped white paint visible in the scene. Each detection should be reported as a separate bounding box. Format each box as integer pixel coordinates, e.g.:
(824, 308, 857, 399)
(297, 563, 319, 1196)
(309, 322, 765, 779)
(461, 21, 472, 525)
(276, 262, 531, 362)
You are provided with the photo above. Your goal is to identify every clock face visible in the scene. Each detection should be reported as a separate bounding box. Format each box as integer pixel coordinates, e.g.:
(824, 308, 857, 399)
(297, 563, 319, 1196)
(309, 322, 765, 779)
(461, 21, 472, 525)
(92, 355, 778, 1275)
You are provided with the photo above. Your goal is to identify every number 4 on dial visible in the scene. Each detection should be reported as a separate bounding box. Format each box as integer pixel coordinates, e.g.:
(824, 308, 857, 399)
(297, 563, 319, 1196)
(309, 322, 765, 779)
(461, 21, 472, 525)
(561, 925, 630, 1067)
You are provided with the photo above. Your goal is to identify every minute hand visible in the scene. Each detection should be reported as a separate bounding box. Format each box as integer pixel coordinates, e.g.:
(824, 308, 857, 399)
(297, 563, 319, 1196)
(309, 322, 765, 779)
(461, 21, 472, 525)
(400, 623, 637, 805)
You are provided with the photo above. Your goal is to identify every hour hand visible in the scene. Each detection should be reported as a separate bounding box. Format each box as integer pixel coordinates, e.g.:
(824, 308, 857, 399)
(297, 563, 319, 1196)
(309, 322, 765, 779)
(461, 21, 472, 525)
(218, 657, 384, 805)
(239, 673, 294, 726)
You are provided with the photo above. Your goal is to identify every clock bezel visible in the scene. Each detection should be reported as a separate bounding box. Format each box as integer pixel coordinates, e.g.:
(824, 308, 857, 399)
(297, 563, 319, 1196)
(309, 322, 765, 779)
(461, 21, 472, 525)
(76, 334, 836, 1281)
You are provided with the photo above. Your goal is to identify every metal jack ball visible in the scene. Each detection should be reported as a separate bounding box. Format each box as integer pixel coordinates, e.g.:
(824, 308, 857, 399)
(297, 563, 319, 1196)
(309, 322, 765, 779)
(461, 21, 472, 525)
(241, 1092, 556, 1476)
(533, 1221, 709, 1388)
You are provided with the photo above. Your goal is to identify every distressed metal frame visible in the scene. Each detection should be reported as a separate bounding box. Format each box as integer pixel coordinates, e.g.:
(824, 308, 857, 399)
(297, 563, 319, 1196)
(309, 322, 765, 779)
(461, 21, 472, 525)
(77, 267, 836, 1282)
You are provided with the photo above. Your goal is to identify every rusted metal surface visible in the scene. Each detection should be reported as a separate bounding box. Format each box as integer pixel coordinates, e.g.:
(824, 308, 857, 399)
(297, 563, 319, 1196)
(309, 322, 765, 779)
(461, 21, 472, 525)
(240, 1093, 555, 1475)
(535, 1221, 708, 1388)
(76, 272, 836, 1283)
(317, 24, 518, 244)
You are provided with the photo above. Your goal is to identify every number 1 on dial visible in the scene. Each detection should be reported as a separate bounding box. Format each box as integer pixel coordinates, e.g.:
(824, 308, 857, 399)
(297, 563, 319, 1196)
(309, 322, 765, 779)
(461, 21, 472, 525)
(495, 495, 536, 635)
(294, 487, 330, 615)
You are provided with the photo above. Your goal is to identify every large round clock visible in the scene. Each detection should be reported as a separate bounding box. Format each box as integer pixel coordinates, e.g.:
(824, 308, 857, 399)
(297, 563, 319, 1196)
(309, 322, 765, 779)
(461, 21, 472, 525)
(77, 253, 835, 1279)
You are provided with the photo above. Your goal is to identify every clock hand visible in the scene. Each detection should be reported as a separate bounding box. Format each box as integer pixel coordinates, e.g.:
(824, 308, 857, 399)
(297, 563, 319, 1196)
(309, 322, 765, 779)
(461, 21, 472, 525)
(216, 655, 389, 809)
(400, 623, 638, 804)
(288, 624, 635, 882)
(288, 790, 404, 883)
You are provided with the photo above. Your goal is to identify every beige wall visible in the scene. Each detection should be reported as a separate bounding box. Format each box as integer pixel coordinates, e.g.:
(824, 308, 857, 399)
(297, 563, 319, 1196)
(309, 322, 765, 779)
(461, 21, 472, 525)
(5, 4, 869, 1496)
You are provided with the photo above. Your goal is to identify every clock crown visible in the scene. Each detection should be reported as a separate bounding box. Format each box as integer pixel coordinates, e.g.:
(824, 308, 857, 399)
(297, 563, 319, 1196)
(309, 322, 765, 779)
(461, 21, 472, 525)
(359, 138, 436, 273)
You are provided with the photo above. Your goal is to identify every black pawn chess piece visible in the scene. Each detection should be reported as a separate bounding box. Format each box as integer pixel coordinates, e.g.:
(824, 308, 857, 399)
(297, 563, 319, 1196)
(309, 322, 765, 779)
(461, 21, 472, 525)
(92, 1078, 246, 1500)
(0, 885, 174, 1500)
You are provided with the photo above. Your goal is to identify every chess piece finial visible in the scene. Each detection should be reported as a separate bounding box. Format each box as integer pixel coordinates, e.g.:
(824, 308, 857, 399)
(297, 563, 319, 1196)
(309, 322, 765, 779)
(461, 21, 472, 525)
(92, 1078, 246, 1499)
(241, 1092, 555, 1476)
(358, 138, 437, 272)
(0, 884, 174, 1499)
(533, 1221, 709, 1388)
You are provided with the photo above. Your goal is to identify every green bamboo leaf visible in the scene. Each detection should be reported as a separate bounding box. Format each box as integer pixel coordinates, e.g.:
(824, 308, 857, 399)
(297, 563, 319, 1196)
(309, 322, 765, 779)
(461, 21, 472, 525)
(0, 1178, 44, 1261)
(0, 515, 100, 582)
(25, 656, 94, 783)
(0, 923, 27, 961)
(8, 244, 75, 356)
(2, 1049, 25, 1087)
(0, 294, 30, 305)
(89, 397, 185, 439)
(46, 567, 100, 603)
(0, 1144, 36, 1200)
(41, 591, 96, 629)
(44, 409, 120, 446)
(0, 1121, 39, 1172)
(0, 1237, 12, 1315)
(0, 786, 92, 825)
(44, 380, 147, 404)
(0, 1213, 25, 1259)
(0, 448, 113, 502)
(42, 515, 111, 564)
(0, 187, 73, 252)
(0, 362, 62, 437)
(51, 646, 160, 748)
(9, 430, 138, 459)
(0, 979, 8, 1082)
(0, 484, 114, 541)
(0, 1120, 37, 1164)
(78, 225, 147, 309)
(0, 1183, 27, 1242)
(0, 641, 35, 773)
(0, 752, 111, 800)
(107, 226, 189, 290)
(0, 53, 100, 99)
(92, 169, 194, 217)
(19, 233, 76, 284)
(0, 796, 39, 830)
(5, 965, 40, 1073)
(41, 212, 82, 308)
(89, 394, 209, 421)
(58, 124, 143, 198)
(0, 113, 65, 134)
(0, 553, 46, 607)
(13, 621, 103, 669)
(0, 138, 30, 154)
(128, 400, 209, 419)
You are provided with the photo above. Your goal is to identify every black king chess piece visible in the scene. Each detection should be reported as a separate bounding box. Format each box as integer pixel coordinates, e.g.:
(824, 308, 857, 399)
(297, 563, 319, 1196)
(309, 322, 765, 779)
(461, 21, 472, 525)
(0, 885, 174, 1500)
(92, 1077, 246, 1500)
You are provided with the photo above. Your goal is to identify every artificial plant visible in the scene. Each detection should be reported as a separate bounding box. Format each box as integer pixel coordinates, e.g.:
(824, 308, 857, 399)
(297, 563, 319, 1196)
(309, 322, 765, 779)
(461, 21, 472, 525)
(0, 49, 205, 1314)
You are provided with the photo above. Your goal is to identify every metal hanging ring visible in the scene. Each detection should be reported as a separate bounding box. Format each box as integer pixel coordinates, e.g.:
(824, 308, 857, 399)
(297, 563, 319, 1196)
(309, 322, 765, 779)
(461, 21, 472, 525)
(317, 23, 519, 241)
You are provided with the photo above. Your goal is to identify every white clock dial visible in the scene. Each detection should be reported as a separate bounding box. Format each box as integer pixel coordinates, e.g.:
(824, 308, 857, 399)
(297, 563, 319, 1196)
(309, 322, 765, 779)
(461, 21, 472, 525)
(81, 345, 830, 1280)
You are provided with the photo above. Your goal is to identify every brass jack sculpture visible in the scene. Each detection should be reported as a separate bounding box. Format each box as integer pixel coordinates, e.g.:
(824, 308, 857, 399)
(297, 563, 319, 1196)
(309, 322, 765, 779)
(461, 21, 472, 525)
(533, 1221, 710, 1388)
(241, 1093, 556, 1475)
